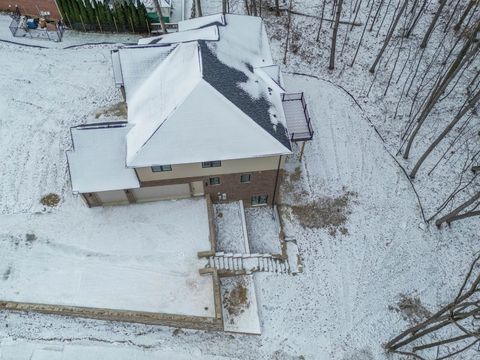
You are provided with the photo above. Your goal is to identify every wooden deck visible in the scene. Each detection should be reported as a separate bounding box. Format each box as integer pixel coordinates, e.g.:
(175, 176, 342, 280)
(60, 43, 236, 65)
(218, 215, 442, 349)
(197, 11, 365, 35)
(282, 92, 314, 142)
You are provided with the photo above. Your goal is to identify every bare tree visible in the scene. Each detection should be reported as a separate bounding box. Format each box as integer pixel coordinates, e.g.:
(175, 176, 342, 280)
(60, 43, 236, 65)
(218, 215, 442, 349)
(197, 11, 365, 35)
(454, 0, 476, 31)
(420, 0, 446, 48)
(283, 0, 293, 65)
(386, 254, 480, 358)
(435, 191, 480, 227)
(369, 0, 409, 73)
(405, 0, 427, 37)
(410, 89, 480, 178)
(403, 22, 480, 159)
(350, 0, 376, 66)
(329, 0, 344, 69)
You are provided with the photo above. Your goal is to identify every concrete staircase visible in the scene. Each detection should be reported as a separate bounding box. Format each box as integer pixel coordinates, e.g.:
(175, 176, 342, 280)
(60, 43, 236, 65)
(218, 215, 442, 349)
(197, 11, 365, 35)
(206, 252, 291, 275)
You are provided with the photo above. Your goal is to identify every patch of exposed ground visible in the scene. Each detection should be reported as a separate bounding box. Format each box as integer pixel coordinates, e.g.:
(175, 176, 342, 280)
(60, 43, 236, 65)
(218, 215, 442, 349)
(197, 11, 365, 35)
(95, 102, 127, 119)
(278, 165, 309, 204)
(289, 191, 357, 237)
(222, 278, 249, 316)
(40, 193, 60, 207)
(388, 294, 432, 325)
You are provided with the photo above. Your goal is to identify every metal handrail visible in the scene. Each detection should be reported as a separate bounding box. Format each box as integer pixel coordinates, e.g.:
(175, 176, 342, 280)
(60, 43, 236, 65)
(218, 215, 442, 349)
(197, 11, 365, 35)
(282, 91, 314, 141)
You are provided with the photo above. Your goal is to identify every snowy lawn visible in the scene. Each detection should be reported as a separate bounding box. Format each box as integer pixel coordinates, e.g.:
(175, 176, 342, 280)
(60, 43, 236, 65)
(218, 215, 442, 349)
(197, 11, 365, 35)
(0, 34, 215, 318)
(0, 197, 215, 317)
(214, 203, 246, 253)
(244, 207, 281, 254)
(0, 14, 140, 49)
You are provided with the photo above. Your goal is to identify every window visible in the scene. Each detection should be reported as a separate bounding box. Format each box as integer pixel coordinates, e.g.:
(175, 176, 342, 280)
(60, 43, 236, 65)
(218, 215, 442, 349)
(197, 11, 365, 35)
(251, 195, 268, 206)
(202, 161, 221, 168)
(209, 177, 221, 185)
(151, 165, 172, 172)
(240, 174, 251, 183)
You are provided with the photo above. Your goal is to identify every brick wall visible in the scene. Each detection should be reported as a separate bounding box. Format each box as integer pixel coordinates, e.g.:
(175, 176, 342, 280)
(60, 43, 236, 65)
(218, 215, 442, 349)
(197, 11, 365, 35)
(0, 0, 61, 20)
(139, 170, 279, 206)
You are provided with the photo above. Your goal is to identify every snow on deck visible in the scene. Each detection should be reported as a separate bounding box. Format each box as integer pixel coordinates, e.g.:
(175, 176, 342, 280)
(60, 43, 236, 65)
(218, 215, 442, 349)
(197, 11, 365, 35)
(67, 124, 139, 193)
(0, 198, 215, 317)
(282, 98, 311, 138)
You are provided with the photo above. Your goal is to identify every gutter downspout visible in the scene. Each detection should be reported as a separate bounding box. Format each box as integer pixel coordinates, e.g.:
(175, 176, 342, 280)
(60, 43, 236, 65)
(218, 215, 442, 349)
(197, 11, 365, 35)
(271, 155, 282, 207)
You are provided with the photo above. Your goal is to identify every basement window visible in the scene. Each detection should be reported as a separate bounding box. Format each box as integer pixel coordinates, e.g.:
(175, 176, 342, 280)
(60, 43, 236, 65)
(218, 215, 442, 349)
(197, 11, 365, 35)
(151, 165, 172, 172)
(209, 177, 221, 185)
(240, 174, 251, 183)
(202, 160, 221, 168)
(251, 195, 268, 206)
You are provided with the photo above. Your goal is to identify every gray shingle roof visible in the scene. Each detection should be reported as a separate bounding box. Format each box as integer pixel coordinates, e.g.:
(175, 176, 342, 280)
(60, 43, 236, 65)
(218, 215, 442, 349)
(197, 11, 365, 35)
(199, 41, 291, 150)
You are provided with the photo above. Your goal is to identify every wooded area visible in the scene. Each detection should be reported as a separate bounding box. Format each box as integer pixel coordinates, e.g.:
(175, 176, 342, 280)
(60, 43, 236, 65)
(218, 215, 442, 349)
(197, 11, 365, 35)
(242, 1, 479, 356)
(256, 0, 479, 229)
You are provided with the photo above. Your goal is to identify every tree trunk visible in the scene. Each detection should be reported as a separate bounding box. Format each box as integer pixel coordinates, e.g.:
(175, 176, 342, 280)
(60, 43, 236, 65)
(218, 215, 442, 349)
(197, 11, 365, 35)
(420, 0, 446, 48)
(283, 0, 293, 65)
(275, 0, 280, 16)
(454, 0, 475, 31)
(435, 192, 480, 227)
(406, 0, 427, 37)
(409, 89, 480, 178)
(251, 0, 258, 16)
(329, 0, 344, 69)
(152, 0, 167, 33)
(196, 0, 203, 17)
(350, 0, 375, 66)
(445, 210, 480, 224)
(317, 0, 327, 40)
(403, 23, 480, 159)
(369, 0, 408, 73)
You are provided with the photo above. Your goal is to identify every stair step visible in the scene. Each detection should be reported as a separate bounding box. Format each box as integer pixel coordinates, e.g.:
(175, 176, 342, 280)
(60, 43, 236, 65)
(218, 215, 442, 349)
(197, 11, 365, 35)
(206, 252, 296, 274)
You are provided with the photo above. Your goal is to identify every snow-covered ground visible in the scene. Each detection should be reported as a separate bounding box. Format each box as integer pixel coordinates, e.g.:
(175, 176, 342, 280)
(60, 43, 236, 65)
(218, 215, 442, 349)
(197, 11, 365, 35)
(0, 197, 215, 316)
(245, 207, 282, 254)
(215, 203, 246, 253)
(0, 14, 141, 48)
(0, 1, 478, 358)
(221, 276, 261, 335)
(0, 28, 215, 318)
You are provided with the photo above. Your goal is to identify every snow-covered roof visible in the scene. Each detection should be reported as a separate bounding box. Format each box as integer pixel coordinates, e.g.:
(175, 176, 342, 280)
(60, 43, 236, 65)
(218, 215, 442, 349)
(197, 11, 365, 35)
(67, 123, 140, 193)
(138, 25, 219, 45)
(116, 14, 292, 168)
(177, 13, 226, 32)
(115, 45, 176, 102)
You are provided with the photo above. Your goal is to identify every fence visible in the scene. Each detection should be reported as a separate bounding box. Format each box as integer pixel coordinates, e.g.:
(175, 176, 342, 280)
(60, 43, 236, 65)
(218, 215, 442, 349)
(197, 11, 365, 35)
(9, 16, 65, 42)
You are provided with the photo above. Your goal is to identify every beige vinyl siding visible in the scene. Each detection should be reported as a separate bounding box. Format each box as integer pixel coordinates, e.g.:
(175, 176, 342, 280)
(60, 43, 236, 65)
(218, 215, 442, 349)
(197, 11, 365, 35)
(95, 190, 129, 205)
(131, 184, 191, 202)
(136, 156, 284, 182)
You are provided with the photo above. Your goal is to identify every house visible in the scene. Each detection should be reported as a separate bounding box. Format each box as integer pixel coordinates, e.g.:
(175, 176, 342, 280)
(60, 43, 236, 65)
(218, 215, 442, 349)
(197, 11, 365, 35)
(67, 14, 313, 208)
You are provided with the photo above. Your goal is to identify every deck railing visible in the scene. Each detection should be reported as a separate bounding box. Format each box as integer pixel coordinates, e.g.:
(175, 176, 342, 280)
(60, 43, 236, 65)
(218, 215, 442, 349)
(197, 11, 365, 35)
(282, 92, 314, 142)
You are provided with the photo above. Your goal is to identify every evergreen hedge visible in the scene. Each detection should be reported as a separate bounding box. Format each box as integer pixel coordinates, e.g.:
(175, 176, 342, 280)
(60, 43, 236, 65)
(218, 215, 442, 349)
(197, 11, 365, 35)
(56, 0, 150, 33)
